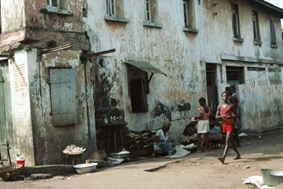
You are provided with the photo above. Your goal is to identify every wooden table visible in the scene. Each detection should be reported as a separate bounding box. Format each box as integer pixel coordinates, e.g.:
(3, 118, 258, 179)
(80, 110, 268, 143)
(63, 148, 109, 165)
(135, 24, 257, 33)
(100, 122, 127, 153)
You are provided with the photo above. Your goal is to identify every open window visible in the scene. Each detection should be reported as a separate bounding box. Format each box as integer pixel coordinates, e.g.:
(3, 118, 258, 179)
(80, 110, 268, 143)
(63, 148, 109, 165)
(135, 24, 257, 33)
(270, 20, 277, 47)
(252, 10, 261, 44)
(226, 66, 245, 84)
(127, 65, 149, 113)
(125, 60, 166, 113)
(231, 3, 242, 42)
(41, 0, 73, 15)
(49, 68, 79, 126)
(183, 0, 196, 31)
(144, 0, 161, 27)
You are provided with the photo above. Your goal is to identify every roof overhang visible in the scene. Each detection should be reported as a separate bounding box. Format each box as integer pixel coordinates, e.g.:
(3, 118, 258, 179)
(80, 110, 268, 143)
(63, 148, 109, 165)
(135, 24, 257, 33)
(125, 60, 167, 76)
(251, 0, 283, 17)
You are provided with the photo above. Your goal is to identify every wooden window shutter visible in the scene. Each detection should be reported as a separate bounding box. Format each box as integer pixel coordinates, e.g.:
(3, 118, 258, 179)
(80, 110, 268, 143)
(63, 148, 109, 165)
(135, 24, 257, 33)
(49, 68, 79, 126)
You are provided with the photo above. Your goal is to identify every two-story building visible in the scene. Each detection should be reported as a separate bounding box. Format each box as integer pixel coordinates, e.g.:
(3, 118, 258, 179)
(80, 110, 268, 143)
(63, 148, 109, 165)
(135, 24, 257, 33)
(85, 0, 283, 145)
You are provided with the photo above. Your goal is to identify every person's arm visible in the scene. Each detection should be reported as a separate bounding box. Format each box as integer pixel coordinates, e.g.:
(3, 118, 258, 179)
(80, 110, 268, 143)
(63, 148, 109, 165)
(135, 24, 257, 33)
(215, 105, 225, 119)
(226, 104, 238, 119)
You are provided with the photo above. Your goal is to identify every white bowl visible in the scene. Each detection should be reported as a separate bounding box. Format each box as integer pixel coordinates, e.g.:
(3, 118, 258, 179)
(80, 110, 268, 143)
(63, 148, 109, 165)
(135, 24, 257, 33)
(74, 163, 98, 174)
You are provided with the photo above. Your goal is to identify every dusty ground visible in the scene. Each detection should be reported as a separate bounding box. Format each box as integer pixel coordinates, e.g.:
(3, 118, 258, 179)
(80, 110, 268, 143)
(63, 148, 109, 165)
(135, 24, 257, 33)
(1, 129, 283, 189)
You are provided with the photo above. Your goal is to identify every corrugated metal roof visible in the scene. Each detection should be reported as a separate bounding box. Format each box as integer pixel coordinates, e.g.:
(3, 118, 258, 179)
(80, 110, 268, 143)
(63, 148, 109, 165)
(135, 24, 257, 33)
(125, 60, 167, 76)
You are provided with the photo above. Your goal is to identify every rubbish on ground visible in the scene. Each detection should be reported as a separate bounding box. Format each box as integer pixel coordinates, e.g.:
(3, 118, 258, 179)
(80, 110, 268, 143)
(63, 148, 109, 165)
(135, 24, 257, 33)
(0, 164, 23, 181)
(243, 176, 274, 189)
(88, 150, 107, 160)
(244, 165, 250, 169)
(107, 157, 124, 165)
(166, 146, 191, 159)
(16, 155, 25, 167)
(239, 133, 248, 137)
(261, 169, 283, 187)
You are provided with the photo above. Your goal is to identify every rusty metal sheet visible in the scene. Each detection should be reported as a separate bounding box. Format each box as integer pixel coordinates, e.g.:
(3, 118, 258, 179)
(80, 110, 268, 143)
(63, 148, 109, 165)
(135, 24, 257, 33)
(125, 60, 167, 76)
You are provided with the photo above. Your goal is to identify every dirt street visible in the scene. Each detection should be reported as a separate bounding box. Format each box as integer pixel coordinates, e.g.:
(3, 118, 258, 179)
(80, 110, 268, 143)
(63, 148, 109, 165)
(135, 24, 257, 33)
(1, 129, 283, 189)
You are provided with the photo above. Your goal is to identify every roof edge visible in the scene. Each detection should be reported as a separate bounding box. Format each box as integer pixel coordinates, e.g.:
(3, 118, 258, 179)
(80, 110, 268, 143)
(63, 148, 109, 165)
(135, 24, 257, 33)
(251, 0, 283, 17)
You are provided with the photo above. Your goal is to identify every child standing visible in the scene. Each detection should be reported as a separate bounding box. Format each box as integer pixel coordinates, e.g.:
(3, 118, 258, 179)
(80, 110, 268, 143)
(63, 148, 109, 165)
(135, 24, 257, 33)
(191, 97, 212, 152)
(216, 91, 241, 164)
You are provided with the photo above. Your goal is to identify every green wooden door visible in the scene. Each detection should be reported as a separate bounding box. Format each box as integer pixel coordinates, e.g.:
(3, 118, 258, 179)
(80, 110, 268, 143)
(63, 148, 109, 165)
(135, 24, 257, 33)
(0, 60, 13, 160)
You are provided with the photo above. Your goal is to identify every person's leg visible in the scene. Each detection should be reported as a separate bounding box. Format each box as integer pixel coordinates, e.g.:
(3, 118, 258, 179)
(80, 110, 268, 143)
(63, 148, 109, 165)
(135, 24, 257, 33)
(205, 133, 209, 152)
(218, 132, 232, 164)
(233, 128, 241, 147)
(229, 133, 241, 159)
(197, 134, 201, 152)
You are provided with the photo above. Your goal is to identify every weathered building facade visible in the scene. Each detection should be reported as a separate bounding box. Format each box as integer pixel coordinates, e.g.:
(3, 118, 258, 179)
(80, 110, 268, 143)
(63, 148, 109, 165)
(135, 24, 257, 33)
(0, 0, 96, 165)
(85, 0, 283, 144)
(0, 0, 282, 165)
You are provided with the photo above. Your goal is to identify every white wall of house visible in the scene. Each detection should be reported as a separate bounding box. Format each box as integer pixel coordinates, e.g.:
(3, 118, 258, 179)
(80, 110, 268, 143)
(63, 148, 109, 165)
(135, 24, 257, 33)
(85, 0, 283, 142)
(10, 49, 35, 166)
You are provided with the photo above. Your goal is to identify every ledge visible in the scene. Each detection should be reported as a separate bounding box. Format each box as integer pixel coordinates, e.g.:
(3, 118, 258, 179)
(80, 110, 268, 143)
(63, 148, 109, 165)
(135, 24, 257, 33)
(183, 28, 198, 34)
(104, 16, 129, 23)
(271, 44, 278, 48)
(254, 40, 262, 46)
(233, 37, 244, 43)
(143, 22, 162, 29)
(40, 7, 73, 16)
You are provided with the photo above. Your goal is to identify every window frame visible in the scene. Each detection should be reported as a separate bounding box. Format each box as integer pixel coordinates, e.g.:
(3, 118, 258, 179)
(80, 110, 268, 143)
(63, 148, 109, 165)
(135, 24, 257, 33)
(183, 0, 189, 28)
(145, 0, 152, 23)
(270, 20, 277, 47)
(106, 0, 116, 17)
(231, 3, 241, 40)
(48, 0, 60, 9)
(252, 10, 261, 43)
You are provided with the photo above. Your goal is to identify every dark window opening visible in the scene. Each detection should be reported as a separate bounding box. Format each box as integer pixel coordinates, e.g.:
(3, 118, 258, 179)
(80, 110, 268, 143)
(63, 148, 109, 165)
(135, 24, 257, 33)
(247, 67, 265, 72)
(252, 11, 260, 41)
(270, 20, 276, 45)
(231, 3, 240, 38)
(127, 65, 149, 113)
(226, 66, 244, 84)
(206, 64, 217, 86)
(183, 0, 195, 29)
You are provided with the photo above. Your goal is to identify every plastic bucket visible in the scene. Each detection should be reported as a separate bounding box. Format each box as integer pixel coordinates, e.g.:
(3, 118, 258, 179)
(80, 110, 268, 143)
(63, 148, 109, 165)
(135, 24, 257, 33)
(16, 159, 25, 167)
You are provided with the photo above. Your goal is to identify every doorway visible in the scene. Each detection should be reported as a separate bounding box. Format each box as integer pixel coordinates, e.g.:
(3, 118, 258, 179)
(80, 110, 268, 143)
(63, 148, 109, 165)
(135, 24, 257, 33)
(206, 63, 218, 113)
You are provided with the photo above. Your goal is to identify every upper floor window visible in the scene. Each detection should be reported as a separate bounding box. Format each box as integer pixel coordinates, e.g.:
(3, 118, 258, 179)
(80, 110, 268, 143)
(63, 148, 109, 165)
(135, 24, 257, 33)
(231, 4, 241, 39)
(106, 0, 116, 17)
(183, 0, 196, 30)
(48, 0, 60, 8)
(270, 20, 277, 47)
(105, 0, 128, 22)
(252, 11, 260, 42)
(145, 0, 158, 23)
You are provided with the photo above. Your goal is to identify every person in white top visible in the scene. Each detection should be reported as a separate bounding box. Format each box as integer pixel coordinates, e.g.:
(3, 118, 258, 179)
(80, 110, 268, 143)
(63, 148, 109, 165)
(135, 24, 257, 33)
(154, 121, 176, 155)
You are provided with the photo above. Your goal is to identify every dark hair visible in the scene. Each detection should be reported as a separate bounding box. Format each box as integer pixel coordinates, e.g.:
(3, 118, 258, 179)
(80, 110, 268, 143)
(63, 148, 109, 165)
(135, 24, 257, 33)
(222, 91, 227, 96)
(199, 97, 206, 103)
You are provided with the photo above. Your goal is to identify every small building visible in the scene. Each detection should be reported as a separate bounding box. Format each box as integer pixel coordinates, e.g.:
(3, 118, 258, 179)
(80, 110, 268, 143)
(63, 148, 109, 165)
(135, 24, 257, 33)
(0, 0, 95, 165)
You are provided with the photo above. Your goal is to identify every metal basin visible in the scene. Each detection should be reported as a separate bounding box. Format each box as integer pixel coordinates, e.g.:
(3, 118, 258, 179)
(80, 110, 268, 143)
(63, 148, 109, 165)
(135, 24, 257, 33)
(261, 169, 283, 186)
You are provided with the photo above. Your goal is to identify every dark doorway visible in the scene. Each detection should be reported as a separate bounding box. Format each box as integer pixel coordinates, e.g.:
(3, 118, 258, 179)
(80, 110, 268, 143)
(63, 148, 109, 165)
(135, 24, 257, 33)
(206, 63, 218, 113)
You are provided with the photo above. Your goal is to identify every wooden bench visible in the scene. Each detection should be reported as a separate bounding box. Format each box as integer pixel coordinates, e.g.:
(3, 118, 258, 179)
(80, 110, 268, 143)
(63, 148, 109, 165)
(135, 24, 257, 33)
(0, 142, 12, 166)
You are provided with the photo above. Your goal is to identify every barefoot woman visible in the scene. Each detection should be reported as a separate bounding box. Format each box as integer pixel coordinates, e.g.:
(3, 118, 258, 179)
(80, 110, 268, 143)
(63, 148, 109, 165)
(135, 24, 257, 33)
(216, 91, 241, 164)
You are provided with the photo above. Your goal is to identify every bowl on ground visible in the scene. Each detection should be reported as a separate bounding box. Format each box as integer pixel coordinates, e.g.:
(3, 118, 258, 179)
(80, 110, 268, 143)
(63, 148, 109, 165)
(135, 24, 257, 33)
(73, 163, 98, 174)
(261, 169, 283, 186)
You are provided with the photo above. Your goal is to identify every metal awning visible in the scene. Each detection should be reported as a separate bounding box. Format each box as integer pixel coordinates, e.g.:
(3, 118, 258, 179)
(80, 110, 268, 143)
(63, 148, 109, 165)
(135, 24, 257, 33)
(125, 60, 167, 76)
